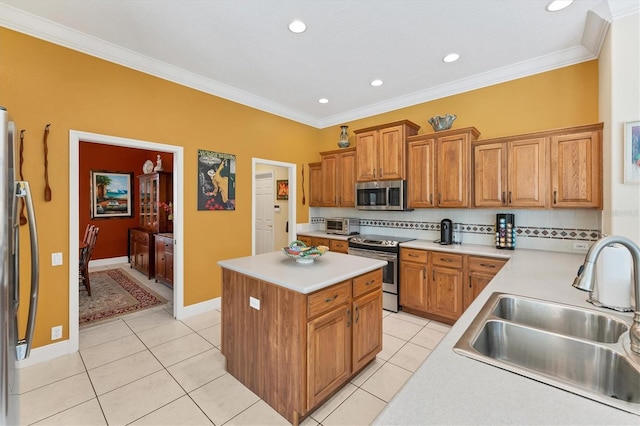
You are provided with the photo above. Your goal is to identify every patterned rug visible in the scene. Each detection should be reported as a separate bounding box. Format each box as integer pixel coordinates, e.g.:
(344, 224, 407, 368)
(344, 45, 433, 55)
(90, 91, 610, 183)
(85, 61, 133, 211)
(79, 268, 168, 326)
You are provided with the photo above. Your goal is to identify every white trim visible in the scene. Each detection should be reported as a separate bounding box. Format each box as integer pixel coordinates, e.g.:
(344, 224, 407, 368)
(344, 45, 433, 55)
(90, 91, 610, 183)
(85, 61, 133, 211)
(179, 297, 221, 320)
(16, 339, 71, 369)
(69, 130, 184, 356)
(251, 159, 296, 255)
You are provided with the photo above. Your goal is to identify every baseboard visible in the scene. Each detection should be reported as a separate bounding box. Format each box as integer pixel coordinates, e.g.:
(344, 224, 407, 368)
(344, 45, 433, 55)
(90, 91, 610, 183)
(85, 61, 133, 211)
(89, 256, 129, 267)
(178, 297, 221, 320)
(16, 339, 74, 369)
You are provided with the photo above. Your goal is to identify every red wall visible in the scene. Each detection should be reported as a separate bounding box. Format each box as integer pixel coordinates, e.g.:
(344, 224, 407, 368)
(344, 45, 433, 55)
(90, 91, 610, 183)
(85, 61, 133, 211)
(79, 142, 174, 260)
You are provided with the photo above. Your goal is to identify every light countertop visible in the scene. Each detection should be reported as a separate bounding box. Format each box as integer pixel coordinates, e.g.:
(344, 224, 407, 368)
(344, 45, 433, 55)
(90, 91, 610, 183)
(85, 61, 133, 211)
(217, 251, 386, 294)
(374, 241, 639, 424)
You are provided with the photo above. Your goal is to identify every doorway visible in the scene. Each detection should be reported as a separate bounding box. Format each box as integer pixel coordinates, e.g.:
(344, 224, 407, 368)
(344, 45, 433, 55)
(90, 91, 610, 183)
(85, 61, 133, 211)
(255, 171, 275, 254)
(69, 130, 184, 354)
(252, 159, 296, 255)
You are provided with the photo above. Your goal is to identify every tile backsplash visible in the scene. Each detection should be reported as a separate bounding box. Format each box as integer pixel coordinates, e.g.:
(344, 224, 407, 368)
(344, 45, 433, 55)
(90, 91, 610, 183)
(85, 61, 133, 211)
(305, 207, 602, 253)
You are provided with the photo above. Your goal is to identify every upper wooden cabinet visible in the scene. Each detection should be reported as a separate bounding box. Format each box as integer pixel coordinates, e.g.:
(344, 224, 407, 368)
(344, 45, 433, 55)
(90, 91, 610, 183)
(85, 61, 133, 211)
(308, 162, 322, 207)
(473, 137, 547, 208)
(550, 125, 603, 208)
(407, 127, 480, 208)
(354, 120, 420, 182)
(320, 148, 356, 207)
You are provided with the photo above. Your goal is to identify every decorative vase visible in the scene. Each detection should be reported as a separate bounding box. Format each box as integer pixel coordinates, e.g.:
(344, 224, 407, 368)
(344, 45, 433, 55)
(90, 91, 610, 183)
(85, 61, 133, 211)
(337, 125, 350, 148)
(428, 114, 457, 132)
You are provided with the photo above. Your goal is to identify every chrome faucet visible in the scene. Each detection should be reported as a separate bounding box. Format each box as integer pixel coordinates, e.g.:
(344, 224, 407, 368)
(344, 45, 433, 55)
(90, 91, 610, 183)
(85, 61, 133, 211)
(573, 235, 640, 354)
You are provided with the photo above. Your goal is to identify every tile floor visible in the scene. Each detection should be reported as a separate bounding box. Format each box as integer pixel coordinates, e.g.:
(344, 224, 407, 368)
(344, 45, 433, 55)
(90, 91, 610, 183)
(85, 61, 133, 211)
(19, 264, 451, 425)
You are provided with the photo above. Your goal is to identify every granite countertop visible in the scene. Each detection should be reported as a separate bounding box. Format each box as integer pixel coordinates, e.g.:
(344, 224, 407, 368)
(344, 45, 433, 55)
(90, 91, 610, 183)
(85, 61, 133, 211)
(217, 251, 386, 294)
(374, 240, 639, 424)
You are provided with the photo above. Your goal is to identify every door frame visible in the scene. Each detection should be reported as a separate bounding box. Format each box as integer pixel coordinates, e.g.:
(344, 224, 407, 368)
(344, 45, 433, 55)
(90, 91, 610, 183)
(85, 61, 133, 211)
(255, 170, 275, 254)
(69, 130, 184, 353)
(251, 158, 296, 255)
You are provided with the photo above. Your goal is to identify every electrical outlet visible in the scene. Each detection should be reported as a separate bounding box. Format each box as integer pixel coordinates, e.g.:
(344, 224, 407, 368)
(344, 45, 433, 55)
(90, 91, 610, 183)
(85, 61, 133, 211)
(249, 296, 260, 310)
(51, 252, 63, 266)
(573, 242, 589, 250)
(51, 325, 63, 340)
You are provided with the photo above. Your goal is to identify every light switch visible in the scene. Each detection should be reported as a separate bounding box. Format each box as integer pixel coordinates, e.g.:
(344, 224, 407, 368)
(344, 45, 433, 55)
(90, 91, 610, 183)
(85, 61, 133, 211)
(249, 296, 260, 310)
(51, 252, 63, 266)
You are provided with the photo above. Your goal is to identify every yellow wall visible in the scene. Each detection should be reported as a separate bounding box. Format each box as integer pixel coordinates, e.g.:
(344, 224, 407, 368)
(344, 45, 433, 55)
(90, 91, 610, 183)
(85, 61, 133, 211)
(0, 28, 598, 349)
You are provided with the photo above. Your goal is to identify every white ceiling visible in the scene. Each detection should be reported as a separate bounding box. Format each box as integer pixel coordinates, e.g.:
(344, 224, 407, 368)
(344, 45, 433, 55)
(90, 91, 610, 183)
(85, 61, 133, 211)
(1, 1, 638, 128)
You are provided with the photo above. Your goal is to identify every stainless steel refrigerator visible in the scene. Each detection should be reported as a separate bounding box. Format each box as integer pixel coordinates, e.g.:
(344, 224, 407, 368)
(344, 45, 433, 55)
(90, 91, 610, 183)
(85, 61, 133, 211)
(1, 106, 39, 426)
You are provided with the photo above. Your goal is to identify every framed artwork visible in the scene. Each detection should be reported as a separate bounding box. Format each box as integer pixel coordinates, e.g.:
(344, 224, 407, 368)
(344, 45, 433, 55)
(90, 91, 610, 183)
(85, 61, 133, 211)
(624, 120, 640, 184)
(198, 149, 236, 210)
(277, 180, 289, 200)
(90, 170, 133, 218)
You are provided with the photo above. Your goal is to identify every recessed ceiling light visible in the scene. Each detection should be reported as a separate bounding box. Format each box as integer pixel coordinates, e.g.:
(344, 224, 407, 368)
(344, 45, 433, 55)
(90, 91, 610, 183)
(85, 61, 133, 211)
(318, 98, 329, 104)
(443, 53, 460, 63)
(370, 79, 384, 87)
(546, 0, 573, 12)
(288, 20, 306, 33)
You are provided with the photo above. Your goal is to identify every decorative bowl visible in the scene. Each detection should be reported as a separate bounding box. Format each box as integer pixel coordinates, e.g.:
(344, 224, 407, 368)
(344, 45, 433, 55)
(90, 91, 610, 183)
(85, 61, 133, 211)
(282, 240, 329, 264)
(428, 114, 457, 131)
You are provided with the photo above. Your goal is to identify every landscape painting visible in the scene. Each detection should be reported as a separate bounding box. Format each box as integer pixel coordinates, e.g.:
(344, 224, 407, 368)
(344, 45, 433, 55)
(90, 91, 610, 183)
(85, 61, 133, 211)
(624, 120, 640, 184)
(91, 171, 134, 218)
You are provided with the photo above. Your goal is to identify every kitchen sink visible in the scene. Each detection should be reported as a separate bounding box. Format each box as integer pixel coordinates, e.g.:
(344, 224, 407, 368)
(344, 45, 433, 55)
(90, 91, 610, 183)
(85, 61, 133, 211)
(454, 293, 640, 415)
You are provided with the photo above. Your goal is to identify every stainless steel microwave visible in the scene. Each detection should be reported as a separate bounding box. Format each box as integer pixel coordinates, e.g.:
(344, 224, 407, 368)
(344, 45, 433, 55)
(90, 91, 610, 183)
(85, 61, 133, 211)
(325, 217, 360, 235)
(355, 180, 411, 211)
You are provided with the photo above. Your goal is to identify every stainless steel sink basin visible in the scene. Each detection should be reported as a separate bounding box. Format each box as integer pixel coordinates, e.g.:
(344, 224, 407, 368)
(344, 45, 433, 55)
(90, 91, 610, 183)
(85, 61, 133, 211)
(454, 293, 640, 415)
(491, 294, 629, 343)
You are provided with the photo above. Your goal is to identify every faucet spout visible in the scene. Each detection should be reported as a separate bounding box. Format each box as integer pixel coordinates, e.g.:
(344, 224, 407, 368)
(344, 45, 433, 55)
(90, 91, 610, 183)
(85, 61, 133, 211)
(573, 235, 640, 353)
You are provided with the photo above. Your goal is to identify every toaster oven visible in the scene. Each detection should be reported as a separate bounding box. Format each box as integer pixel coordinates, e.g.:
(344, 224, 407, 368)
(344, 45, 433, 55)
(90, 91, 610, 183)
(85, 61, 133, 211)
(325, 218, 360, 235)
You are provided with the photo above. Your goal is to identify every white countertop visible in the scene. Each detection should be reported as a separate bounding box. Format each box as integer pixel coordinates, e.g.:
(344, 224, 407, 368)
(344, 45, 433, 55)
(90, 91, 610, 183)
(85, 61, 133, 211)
(217, 251, 386, 294)
(374, 240, 639, 425)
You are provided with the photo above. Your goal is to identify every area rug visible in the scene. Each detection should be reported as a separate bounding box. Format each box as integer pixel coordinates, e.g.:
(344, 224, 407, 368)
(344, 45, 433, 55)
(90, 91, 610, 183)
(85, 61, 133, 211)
(79, 268, 168, 326)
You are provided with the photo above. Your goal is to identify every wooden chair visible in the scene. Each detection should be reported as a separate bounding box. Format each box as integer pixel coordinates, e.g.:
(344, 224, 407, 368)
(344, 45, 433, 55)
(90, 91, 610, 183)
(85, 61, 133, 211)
(79, 225, 99, 296)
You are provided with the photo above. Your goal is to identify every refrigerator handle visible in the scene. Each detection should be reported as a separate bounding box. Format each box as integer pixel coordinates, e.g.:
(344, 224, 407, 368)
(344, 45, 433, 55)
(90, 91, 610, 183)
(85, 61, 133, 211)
(14, 181, 39, 361)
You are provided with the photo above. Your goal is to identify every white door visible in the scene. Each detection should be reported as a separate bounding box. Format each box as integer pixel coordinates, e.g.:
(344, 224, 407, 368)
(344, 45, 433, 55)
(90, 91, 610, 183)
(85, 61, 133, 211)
(255, 172, 274, 254)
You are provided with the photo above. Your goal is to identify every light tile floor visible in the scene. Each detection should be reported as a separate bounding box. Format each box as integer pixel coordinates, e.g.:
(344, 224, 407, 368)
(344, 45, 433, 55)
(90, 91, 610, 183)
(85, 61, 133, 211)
(20, 265, 451, 425)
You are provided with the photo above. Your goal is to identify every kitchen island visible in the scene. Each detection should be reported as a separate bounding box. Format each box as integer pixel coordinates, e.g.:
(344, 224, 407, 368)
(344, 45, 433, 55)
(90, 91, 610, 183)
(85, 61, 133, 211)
(218, 251, 387, 425)
(375, 241, 639, 424)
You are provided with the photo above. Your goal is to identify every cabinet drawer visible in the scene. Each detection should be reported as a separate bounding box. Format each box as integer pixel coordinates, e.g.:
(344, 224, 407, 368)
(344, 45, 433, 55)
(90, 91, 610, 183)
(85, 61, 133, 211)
(329, 239, 349, 254)
(431, 252, 463, 268)
(400, 248, 428, 264)
(468, 256, 507, 273)
(313, 237, 330, 247)
(307, 281, 351, 318)
(131, 230, 150, 245)
(353, 269, 382, 298)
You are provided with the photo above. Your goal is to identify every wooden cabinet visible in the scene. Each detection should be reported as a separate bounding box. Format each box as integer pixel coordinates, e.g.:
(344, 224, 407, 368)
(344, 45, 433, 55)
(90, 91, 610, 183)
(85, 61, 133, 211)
(129, 228, 154, 279)
(308, 162, 322, 207)
(429, 253, 464, 322)
(473, 137, 547, 208)
(465, 256, 507, 310)
(154, 233, 174, 288)
(320, 148, 356, 207)
(222, 267, 382, 424)
(354, 120, 420, 182)
(399, 248, 429, 311)
(406, 127, 480, 208)
(297, 235, 313, 246)
(297, 235, 348, 254)
(550, 125, 602, 208)
(329, 239, 349, 254)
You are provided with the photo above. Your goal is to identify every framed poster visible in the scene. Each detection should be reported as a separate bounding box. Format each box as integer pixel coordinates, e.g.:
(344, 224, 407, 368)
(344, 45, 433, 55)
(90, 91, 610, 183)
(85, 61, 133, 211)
(624, 120, 640, 184)
(277, 180, 289, 200)
(90, 170, 133, 218)
(198, 150, 236, 210)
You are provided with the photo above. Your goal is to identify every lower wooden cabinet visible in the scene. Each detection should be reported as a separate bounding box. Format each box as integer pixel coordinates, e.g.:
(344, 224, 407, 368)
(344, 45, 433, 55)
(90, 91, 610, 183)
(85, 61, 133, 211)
(129, 228, 155, 279)
(329, 239, 348, 254)
(154, 233, 174, 288)
(429, 253, 464, 322)
(465, 256, 507, 310)
(399, 248, 429, 311)
(296, 235, 349, 254)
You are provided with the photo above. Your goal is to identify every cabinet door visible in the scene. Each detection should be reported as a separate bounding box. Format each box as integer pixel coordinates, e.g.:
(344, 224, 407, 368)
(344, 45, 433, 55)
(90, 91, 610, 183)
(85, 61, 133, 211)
(329, 239, 348, 254)
(436, 133, 470, 207)
(465, 271, 494, 311)
(378, 125, 405, 180)
(307, 304, 351, 408)
(321, 153, 338, 206)
(155, 238, 166, 282)
(473, 142, 506, 207)
(352, 291, 382, 372)
(550, 130, 601, 208)
(339, 150, 356, 207)
(508, 138, 546, 207)
(164, 250, 174, 287)
(407, 139, 436, 208)
(356, 131, 378, 181)
(429, 266, 464, 321)
(400, 261, 428, 311)
(308, 162, 322, 207)
(297, 235, 312, 246)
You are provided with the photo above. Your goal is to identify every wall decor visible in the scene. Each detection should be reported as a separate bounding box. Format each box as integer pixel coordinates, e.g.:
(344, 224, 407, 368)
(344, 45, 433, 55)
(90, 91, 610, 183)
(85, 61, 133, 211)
(624, 120, 640, 184)
(90, 170, 133, 218)
(277, 179, 289, 200)
(198, 149, 236, 210)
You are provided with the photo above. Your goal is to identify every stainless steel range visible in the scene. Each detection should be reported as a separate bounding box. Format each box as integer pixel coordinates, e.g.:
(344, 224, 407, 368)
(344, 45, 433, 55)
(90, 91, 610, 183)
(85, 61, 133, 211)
(348, 234, 415, 312)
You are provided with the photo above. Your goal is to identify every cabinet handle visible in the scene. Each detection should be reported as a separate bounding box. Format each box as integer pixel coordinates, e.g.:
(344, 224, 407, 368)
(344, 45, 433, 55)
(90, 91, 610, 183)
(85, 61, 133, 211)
(508, 191, 512, 204)
(440, 258, 453, 262)
(379, 167, 382, 178)
(501, 192, 505, 204)
(432, 270, 435, 281)
(347, 309, 351, 327)
(429, 194, 433, 205)
(421, 268, 425, 282)
(373, 169, 376, 178)
(365, 279, 376, 286)
(325, 295, 338, 303)
(355, 306, 360, 324)
(479, 263, 496, 268)
(438, 193, 441, 205)
(469, 276, 472, 288)
(408, 253, 419, 258)
(553, 190, 557, 204)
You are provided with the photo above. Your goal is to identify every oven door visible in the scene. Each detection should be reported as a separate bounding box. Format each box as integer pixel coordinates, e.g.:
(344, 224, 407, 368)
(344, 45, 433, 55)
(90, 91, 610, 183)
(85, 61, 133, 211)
(347, 247, 397, 293)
